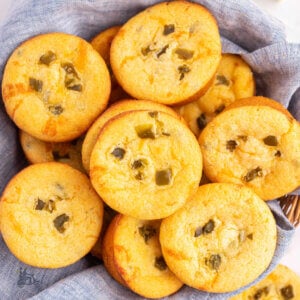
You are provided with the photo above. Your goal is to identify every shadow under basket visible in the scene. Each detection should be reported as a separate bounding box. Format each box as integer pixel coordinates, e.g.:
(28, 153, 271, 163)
(279, 195, 300, 227)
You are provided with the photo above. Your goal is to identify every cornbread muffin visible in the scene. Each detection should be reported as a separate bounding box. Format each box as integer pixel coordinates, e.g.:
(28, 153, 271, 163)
(110, 1, 221, 105)
(0, 162, 103, 268)
(159, 183, 277, 293)
(175, 54, 255, 136)
(90, 110, 202, 220)
(230, 264, 300, 299)
(20, 130, 85, 172)
(81, 99, 182, 173)
(91, 26, 121, 65)
(102, 214, 183, 298)
(199, 96, 300, 200)
(2, 32, 110, 142)
(91, 26, 128, 103)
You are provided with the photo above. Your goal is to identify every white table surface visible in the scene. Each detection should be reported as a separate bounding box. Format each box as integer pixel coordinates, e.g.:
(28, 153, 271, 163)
(0, 0, 299, 279)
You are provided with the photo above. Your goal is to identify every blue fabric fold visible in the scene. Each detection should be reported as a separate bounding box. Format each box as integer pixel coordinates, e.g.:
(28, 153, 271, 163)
(0, 0, 299, 299)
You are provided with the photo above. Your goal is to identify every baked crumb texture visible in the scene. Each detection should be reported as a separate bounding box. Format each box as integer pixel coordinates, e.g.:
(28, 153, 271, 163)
(160, 183, 277, 293)
(110, 1, 221, 105)
(0, 163, 104, 268)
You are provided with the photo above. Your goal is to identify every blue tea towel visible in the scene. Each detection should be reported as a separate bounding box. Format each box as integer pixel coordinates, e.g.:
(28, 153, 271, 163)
(0, 0, 299, 299)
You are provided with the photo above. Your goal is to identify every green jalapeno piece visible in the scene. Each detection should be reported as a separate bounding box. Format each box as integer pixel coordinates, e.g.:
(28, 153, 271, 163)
(53, 213, 69, 233)
(155, 168, 172, 186)
(39, 51, 56, 66)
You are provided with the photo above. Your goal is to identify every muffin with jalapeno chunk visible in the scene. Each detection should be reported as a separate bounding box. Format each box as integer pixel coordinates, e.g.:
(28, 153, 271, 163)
(102, 214, 183, 298)
(175, 54, 255, 136)
(160, 183, 277, 293)
(110, 0, 221, 105)
(199, 96, 300, 200)
(0, 163, 103, 268)
(90, 26, 128, 103)
(90, 110, 202, 220)
(230, 264, 300, 300)
(2, 32, 110, 142)
(20, 130, 85, 173)
(81, 99, 182, 173)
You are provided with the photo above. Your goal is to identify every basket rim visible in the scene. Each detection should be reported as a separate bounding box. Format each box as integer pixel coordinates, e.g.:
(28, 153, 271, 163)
(279, 194, 300, 227)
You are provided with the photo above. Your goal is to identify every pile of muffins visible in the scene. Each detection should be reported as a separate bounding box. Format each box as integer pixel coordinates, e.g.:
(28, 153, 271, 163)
(0, 1, 299, 298)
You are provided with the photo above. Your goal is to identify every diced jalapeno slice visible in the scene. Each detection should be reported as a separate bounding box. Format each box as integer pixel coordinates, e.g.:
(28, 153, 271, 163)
(39, 51, 56, 66)
(238, 135, 248, 142)
(111, 147, 126, 160)
(178, 64, 191, 80)
(216, 75, 230, 86)
(205, 254, 221, 270)
(148, 111, 158, 118)
(203, 219, 215, 234)
(49, 105, 64, 115)
(155, 168, 172, 186)
(156, 45, 169, 58)
(53, 213, 69, 233)
(275, 150, 281, 157)
(138, 225, 156, 243)
(195, 220, 215, 237)
(280, 285, 294, 300)
(175, 48, 194, 60)
(141, 45, 152, 56)
(132, 160, 144, 169)
(243, 167, 263, 182)
(226, 140, 238, 152)
(194, 226, 202, 237)
(29, 77, 43, 92)
(46, 200, 56, 213)
(163, 24, 175, 35)
(247, 233, 253, 240)
(253, 286, 269, 299)
(135, 172, 144, 180)
(61, 62, 79, 77)
(263, 135, 278, 146)
(35, 198, 46, 210)
(67, 84, 82, 91)
(61, 62, 82, 92)
(135, 124, 155, 139)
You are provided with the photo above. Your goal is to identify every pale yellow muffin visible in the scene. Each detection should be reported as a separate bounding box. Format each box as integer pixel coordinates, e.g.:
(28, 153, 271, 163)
(91, 26, 121, 65)
(230, 264, 300, 299)
(90, 110, 202, 220)
(91, 26, 128, 103)
(19, 130, 85, 172)
(0, 162, 103, 268)
(160, 183, 277, 293)
(110, 1, 221, 105)
(81, 99, 182, 173)
(2, 32, 111, 142)
(175, 54, 255, 136)
(199, 96, 300, 200)
(102, 214, 183, 298)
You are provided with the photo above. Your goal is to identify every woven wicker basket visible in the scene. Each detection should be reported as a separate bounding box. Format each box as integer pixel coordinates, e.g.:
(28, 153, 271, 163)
(279, 194, 300, 227)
